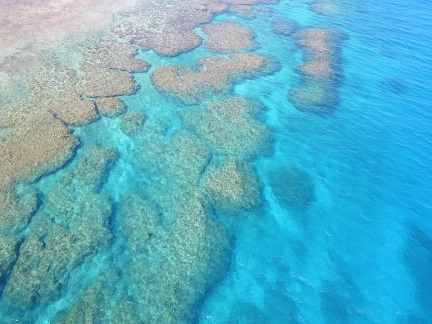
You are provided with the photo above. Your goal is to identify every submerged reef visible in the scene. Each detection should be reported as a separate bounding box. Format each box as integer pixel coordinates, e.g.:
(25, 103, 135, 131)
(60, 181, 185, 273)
(136, 129, 212, 192)
(309, 0, 343, 16)
(180, 96, 272, 159)
(203, 20, 257, 53)
(95, 97, 127, 117)
(151, 53, 279, 104)
(122, 192, 231, 323)
(2, 145, 117, 309)
(55, 265, 141, 323)
(289, 27, 345, 113)
(269, 165, 316, 211)
(271, 18, 298, 36)
(120, 112, 146, 136)
(202, 159, 262, 213)
(83, 39, 149, 73)
(78, 63, 138, 98)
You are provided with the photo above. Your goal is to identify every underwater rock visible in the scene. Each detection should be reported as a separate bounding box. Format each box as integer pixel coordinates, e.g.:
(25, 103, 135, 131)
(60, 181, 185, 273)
(78, 64, 138, 98)
(180, 96, 272, 159)
(229, 4, 256, 19)
(203, 20, 257, 53)
(84, 39, 149, 73)
(269, 165, 315, 210)
(122, 192, 230, 323)
(120, 112, 146, 136)
(152, 53, 279, 104)
(202, 159, 262, 213)
(95, 97, 127, 117)
(271, 18, 298, 36)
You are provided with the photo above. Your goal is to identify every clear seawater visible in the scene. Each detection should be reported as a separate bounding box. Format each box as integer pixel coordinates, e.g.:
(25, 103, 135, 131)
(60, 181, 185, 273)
(2, 0, 432, 322)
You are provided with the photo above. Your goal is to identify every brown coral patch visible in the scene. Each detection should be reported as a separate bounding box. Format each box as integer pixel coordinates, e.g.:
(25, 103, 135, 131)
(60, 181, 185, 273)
(49, 94, 99, 126)
(151, 53, 278, 104)
(203, 20, 257, 53)
(78, 64, 138, 98)
(296, 60, 334, 79)
(84, 39, 149, 73)
(95, 97, 126, 117)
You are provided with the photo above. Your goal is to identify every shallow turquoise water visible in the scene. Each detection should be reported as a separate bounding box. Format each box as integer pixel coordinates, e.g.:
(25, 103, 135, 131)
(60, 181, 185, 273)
(1, 0, 432, 322)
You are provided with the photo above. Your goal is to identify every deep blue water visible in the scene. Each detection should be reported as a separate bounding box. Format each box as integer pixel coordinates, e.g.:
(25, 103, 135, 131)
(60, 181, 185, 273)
(1, 0, 432, 322)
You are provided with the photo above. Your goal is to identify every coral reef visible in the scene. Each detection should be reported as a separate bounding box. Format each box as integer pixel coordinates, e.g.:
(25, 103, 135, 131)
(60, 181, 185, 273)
(3, 145, 117, 308)
(84, 39, 149, 73)
(122, 192, 230, 323)
(289, 28, 345, 113)
(120, 112, 146, 136)
(289, 82, 337, 113)
(309, 1, 343, 16)
(78, 63, 138, 98)
(49, 94, 99, 126)
(0, 112, 78, 229)
(95, 97, 127, 117)
(201, 159, 262, 212)
(269, 165, 315, 210)
(0, 237, 20, 288)
(151, 53, 279, 104)
(203, 20, 257, 53)
(271, 18, 298, 36)
(136, 129, 212, 191)
(180, 96, 272, 159)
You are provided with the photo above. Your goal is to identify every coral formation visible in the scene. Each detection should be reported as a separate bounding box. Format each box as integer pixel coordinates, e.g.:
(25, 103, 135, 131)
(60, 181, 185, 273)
(269, 165, 316, 210)
(49, 94, 99, 126)
(84, 39, 150, 73)
(120, 112, 146, 136)
(203, 20, 257, 53)
(289, 28, 344, 113)
(3, 145, 117, 308)
(180, 96, 272, 159)
(95, 97, 127, 117)
(201, 159, 262, 212)
(122, 192, 230, 323)
(151, 53, 279, 104)
(78, 63, 138, 98)
(0, 237, 20, 287)
(136, 129, 212, 190)
(309, 1, 343, 16)
(289, 82, 337, 113)
(271, 18, 298, 36)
